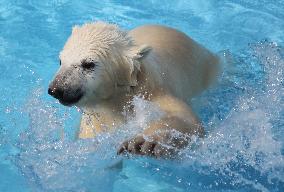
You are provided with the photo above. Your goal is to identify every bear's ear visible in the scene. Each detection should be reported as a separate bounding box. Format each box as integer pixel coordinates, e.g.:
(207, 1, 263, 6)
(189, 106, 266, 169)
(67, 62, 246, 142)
(72, 25, 80, 34)
(131, 44, 152, 60)
(116, 45, 151, 88)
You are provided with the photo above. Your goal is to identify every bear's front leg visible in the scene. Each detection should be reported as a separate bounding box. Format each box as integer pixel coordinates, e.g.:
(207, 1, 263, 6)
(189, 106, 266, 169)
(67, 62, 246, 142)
(118, 94, 204, 158)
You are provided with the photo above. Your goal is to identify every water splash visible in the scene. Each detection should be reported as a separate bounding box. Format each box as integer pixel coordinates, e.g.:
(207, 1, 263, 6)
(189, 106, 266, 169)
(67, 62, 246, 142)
(14, 40, 284, 192)
(180, 40, 284, 191)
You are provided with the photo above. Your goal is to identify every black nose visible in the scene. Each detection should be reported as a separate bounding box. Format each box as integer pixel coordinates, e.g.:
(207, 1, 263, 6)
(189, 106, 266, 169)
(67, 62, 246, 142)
(48, 87, 64, 100)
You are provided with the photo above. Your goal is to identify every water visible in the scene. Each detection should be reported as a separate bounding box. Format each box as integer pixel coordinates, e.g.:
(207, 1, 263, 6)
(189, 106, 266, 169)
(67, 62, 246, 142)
(0, 0, 283, 191)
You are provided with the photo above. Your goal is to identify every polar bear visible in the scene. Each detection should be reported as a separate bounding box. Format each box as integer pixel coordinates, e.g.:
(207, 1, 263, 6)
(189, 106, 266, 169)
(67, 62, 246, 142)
(48, 22, 219, 158)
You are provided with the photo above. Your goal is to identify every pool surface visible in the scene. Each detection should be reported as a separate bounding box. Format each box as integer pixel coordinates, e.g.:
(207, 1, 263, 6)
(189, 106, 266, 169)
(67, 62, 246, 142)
(0, 0, 283, 191)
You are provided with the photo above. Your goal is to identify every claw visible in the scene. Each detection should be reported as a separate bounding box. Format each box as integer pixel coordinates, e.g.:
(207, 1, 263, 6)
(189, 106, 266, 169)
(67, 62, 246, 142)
(117, 140, 129, 155)
(127, 136, 145, 154)
(141, 141, 156, 156)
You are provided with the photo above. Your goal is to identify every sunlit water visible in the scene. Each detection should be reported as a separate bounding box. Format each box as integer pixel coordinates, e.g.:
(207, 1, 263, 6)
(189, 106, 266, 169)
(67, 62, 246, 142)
(0, 0, 283, 191)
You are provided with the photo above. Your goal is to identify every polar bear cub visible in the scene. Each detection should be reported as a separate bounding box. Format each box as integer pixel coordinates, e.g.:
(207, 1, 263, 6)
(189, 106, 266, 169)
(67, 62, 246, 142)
(48, 21, 219, 158)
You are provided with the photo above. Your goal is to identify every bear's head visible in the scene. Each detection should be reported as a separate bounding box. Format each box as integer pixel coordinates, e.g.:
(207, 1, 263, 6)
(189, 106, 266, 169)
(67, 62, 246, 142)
(48, 22, 151, 107)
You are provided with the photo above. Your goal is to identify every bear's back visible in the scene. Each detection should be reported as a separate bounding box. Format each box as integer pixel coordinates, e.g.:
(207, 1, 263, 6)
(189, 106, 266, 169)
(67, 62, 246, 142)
(129, 25, 219, 101)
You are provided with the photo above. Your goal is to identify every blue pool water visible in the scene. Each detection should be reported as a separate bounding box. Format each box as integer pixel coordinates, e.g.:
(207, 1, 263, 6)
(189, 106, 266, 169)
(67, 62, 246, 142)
(0, 0, 283, 191)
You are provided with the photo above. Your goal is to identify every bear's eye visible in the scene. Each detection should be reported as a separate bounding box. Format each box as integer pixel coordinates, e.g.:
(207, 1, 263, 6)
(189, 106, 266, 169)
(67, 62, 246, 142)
(81, 60, 97, 70)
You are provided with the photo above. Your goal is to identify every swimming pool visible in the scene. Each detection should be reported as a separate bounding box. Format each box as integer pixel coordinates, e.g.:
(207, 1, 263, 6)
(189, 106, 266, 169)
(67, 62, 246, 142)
(0, 0, 283, 191)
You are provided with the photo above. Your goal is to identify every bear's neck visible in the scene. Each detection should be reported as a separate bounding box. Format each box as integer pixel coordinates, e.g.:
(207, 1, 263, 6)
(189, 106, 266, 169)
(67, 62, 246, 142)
(78, 95, 132, 138)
